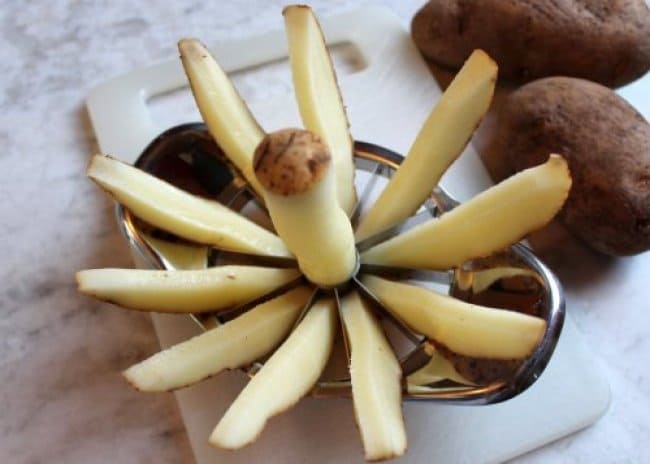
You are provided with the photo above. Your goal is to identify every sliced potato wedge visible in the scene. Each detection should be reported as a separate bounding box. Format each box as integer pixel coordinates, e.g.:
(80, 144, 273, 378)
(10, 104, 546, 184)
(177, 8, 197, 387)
(361, 155, 571, 269)
(123, 286, 312, 392)
(355, 50, 497, 241)
(284, 5, 356, 214)
(87, 155, 291, 257)
(140, 234, 208, 270)
(455, 266, 539, 294)
(254, 129, 356, 286)
(340, 292, 406, 461)
(360, 275, 546, 359)
(210, 298, 337, 449)
(178, 38, 265, 196)
(76, 265, 300, 313)
(434, 345, 522, 385)
(406, 345, 475, 387)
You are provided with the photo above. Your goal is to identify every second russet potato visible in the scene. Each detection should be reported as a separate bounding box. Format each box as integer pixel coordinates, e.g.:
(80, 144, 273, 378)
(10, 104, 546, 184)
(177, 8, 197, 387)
(494, 77, 650, 256)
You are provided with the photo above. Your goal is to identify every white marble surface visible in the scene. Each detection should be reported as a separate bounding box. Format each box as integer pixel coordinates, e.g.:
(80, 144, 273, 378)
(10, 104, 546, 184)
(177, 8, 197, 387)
(0, 1, 648, 463)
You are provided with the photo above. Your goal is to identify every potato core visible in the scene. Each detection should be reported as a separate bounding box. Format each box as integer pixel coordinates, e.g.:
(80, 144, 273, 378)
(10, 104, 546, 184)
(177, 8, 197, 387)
(254, 129, 331, 195)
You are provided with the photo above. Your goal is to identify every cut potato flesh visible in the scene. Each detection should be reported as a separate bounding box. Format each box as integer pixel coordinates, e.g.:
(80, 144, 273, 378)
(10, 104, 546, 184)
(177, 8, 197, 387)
(340, 292, 406, 461)
(87, 155, 291, 257)
(407, 345, 474, 387)
(361, 275, 546, 359)
(455, 266, 538, 294)
(123, 286, 312, 392)
(76, 265, 300, 313)
(178, 39, 265, 197)
(283, 5, 356, 214)
(263, 182, 356, 286)
(210, 298, 337, 449)
(141, 234, 208, 270)
(361, 155, 571, 269)
(254, 130, 356, 286)
(355, 50, 497, 241)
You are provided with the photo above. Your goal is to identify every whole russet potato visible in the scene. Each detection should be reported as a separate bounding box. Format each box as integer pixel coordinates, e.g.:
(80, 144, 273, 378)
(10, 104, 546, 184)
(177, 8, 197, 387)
(495, 77, 650, 256)
(411, 0, 650, 87)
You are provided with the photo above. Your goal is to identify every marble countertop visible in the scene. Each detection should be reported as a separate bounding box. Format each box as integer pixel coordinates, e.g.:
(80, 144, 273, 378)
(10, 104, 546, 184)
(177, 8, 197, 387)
(1, 1, 648, 463)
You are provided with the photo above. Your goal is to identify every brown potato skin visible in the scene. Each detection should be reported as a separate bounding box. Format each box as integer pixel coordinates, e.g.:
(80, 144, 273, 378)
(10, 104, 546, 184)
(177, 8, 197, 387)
(253, 128, 330, 196)
(495, 77, 650, 256)
(411, 0, 650, 87)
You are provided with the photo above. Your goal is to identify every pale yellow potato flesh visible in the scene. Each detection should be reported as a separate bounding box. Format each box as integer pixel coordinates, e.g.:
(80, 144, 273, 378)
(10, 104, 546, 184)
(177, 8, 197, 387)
(262, 169, 356, 287)
(284, 5, 356, 214)
(361, 275, 546, 359)
(355, 50, 497, 241)
(178, 39, 265, 197)
(141, 234, 208, 270)
(122, 286, 312, 392)
(87, 155, 291, 257)
(340, 292, 406, 461)
(455, 266, 539, 294)
(76, 265, 300, 313)
(406, 345, 474, 387)
(361, 155, 571, 269)
(210, 298, 337, 449)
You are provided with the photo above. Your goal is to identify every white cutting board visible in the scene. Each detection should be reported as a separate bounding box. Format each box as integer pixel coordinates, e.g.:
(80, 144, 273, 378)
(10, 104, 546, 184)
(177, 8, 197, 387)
(86, 7, 610, 463)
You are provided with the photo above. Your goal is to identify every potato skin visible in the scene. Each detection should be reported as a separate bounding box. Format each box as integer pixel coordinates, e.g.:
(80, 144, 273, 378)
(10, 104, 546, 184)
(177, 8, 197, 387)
(411, 0, 650, 87)
(495, 77, 650, 256)
(253, 128, 330, 195)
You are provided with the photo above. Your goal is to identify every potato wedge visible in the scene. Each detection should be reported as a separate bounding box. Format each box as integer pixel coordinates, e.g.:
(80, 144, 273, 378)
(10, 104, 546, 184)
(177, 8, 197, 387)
(210, 298, 337, 449)
(87, 155, 291, 257)
(406, 345, 474, 387)
(361, 155, 571, 269)
(254, 129, 356, 286)
(355, 50, 497, 241)
(76, 265, 300, 313)
(178, 39, 265, 196)
(434, 344, 522, 385)
(455, 266, 538, 294)
(284, 5, 356, 214)
(340, 292, 406, 461)
(140, 234, 208, 270)
(361, 275, 546, 359)
(123, 286, 312, 392)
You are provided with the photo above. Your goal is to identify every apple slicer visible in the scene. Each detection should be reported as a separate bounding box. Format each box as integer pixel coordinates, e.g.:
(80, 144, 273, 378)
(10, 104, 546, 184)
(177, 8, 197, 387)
(116, 122, 564, 402)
